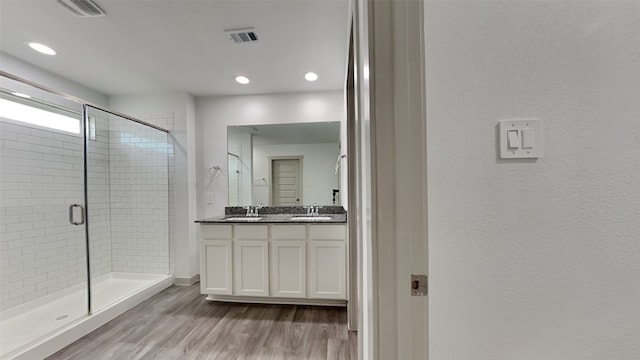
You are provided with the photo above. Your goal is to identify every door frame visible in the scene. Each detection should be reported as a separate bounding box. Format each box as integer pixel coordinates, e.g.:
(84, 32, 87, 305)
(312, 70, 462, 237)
(268, 155, 304, 206)
(353, 0, 429, 359)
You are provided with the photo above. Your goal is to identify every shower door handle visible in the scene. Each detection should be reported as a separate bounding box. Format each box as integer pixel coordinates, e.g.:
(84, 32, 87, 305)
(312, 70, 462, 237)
(69, 204, 85, 225)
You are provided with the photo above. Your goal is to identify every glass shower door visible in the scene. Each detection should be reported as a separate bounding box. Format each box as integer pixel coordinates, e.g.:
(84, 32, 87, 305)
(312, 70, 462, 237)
(0, 88, 89, 357)
(83, 105, 170, 313)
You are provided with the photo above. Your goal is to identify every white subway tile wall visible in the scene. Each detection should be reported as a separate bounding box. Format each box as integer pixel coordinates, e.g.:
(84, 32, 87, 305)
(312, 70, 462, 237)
(116, 113, 175, 276)
(87, 115, 113, 278)
(106, 114, 171, 274)
(142, 114, 175, 276)
(0, 102, 174, 311)
(0, 121, 87, 311)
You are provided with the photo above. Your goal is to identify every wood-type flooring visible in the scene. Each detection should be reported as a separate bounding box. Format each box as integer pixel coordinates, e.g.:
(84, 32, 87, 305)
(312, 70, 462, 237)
(47, 284, 356, 360)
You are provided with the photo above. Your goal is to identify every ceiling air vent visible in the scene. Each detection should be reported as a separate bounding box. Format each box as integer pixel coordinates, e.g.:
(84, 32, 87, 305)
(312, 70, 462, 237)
(225, 28, 259, 44)
(56, 0, 106, 17)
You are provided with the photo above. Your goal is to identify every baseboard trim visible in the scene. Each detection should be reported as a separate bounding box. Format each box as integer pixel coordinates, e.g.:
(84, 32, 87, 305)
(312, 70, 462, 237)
(204, 294, 347, 307)
(174, 274, 200, 286)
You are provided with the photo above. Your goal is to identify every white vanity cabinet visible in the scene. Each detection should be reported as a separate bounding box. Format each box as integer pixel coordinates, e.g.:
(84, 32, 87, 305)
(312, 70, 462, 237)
(199, 222, 347, 304)
(233, 225, 269, 296)
(271, 225, 306, 298)
(200, 225, 233, 295)
(308, 225, 347, 299)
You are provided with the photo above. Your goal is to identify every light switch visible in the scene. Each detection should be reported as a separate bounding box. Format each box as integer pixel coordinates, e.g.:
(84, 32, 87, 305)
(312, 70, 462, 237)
(507, 130, 520, 149)
(499, 119, 542, 159)
(521, 128, 534, 149)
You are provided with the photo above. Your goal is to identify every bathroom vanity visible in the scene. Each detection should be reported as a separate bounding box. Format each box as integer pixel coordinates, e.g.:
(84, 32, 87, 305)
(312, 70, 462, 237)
(195, 209, 347, 306)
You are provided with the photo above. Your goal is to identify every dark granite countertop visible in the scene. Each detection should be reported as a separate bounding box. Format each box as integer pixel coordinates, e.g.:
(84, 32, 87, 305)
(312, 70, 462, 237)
(195, 206, 347, 224)
(196, 213, 347, 224)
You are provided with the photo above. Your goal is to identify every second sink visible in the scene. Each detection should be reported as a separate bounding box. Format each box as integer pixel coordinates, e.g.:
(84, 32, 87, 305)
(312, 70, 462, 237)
(224, 217, 263, 221)
(289, 216, 332, 221)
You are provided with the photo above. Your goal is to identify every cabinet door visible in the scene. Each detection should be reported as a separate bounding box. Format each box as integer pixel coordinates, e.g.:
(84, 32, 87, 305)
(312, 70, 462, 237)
(308, 241, 346, 299)
(234, 240, 269, 296)
(271, 241, 306, 298)
(200, 240, 233, 295)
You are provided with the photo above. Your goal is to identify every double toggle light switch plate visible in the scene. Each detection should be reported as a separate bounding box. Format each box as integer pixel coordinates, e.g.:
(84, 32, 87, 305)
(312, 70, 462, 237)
(499, 119, 542, 159)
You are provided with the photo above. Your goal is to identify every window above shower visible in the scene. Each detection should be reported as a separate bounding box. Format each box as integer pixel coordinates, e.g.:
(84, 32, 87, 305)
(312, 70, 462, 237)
(0, 83, 82, 136)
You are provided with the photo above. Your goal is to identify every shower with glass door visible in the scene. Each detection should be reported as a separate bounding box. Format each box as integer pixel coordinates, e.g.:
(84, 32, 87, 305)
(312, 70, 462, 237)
(0, 74, 173, 359)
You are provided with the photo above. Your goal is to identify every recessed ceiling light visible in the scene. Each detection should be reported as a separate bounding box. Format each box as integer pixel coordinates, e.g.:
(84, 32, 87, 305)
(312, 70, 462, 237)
(235, 75, 250, 85)
(305, 72, 318, 82)
(27, 42, 56, 56)
(12, 92, 32, 99)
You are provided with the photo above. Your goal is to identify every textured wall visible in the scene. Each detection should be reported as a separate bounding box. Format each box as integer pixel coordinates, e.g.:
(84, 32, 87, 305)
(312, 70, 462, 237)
(425, 2, 640, 359)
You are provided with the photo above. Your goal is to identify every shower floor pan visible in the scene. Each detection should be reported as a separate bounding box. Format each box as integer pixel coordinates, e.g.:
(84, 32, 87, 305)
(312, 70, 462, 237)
(0, 272, 173, 360)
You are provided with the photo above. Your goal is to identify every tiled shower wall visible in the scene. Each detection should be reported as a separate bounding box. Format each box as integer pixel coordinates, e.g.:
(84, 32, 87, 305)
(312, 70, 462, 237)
(1, 121, 86, 311)
(87, 115, 113, 278)
(140, 114, 175, 276)
(107, 114, 171, 274)
(0, 109, 173, 311)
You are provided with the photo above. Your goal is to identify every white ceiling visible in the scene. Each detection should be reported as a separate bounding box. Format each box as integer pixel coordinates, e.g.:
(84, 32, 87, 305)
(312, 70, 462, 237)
(0, 0, 351, 97)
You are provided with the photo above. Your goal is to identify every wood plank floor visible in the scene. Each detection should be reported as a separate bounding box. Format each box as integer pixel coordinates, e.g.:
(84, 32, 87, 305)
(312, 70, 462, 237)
(47, 284, 357, 360)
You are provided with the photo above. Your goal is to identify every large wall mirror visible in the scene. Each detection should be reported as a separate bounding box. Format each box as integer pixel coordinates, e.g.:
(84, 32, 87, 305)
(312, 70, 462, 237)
(228, 122, 342, 207)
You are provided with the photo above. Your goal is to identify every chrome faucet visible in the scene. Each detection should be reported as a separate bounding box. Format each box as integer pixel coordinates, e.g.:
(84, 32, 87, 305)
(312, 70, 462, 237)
(254, 203, 264, 217)
(244, 204, 264, 217)
(243, 206, 254, 217)
(304, 203, 323, 216)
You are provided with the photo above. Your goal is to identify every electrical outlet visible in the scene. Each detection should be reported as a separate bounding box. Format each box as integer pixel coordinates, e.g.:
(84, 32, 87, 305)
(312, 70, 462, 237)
(207, 192, 215, 204)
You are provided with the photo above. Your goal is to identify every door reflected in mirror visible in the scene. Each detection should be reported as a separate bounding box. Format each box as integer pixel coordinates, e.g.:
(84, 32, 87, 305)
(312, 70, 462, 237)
(227, 122, 342, 206)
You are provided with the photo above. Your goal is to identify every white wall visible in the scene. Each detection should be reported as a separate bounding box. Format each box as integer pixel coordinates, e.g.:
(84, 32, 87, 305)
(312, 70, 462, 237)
(196, 90, 345, 218)
(252, 142, 339, 205)
(425, 2, 640, 359)
(109, 93, 198, 281)
(0, 53, 108, 107)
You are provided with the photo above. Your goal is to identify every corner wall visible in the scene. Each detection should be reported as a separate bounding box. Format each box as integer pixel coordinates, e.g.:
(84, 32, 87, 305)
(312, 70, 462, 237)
(425, 2, 640, 359)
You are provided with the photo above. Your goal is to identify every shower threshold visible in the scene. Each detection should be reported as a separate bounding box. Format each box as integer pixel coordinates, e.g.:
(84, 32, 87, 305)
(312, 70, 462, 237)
(0, 272, 173, 360)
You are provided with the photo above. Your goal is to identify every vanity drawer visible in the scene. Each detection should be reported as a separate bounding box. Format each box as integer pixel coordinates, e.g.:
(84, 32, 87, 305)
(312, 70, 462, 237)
(235, 225, 269, 240)
(272, 225, 306, 240)
(309, 225, 346, 241)
(201, 225, 232, 239)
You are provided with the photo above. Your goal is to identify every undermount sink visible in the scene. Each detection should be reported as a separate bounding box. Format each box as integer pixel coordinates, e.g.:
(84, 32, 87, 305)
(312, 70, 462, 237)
(224, 217, 263, 221)
(290, 216, 333, 221)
